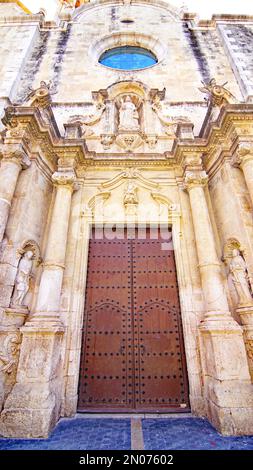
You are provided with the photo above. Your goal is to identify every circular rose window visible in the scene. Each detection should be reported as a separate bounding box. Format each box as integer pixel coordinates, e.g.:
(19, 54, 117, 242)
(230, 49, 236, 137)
(99, 46, 158, 71)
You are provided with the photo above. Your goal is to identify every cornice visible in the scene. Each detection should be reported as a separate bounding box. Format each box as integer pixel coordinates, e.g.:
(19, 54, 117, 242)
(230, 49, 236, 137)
(2, 103, 253, 175)
(2, 105, 90, 168)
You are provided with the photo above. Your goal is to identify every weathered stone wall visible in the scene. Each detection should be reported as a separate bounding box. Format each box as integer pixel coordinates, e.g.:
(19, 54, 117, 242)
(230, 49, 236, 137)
(0, 1, 253, 438)
(10, 4, 243, 104)
(0, 22, 38, 118)
(218, 24, 253, 100)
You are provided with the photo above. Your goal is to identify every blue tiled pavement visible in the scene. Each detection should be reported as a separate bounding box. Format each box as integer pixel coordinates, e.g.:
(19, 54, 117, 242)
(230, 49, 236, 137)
(142, 418, 253, 450)
(1, 417, 253, 450)
(0, 418, 131, 450)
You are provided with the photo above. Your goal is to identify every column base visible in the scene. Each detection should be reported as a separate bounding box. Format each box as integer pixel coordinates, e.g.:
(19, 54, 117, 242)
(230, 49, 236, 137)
(206, 380, 253, 435)
(201, 311, 239, 328)
(0, 381, 61, 438)
(0, 323, 64, 438)
(199, 313, 253, 435)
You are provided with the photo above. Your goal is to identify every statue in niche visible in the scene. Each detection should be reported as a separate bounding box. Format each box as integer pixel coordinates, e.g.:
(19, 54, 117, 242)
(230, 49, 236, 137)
(119, 96, 139, 131)
(12, 251, 34, 306)
(229, 249, 253, 305)
(124, 181, 138, 206)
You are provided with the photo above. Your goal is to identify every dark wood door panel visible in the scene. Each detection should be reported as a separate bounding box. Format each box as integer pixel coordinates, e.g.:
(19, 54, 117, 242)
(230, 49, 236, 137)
(78, 228, 190, 412)
(131, 233, 189, 411)
(78, 238, 133, 410)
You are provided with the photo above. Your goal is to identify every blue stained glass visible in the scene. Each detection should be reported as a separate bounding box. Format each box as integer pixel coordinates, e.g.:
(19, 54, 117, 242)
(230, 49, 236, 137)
(99, 46, 157, 70)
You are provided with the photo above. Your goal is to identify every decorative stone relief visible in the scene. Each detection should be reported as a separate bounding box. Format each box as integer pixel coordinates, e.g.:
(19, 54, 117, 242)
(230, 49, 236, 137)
(1, 150, 31, 170)
(145, 135, 158, 149)
(123, 181, 138, 215)
(0, 334, 20, 375)
(199, 78, 238, 107)
(98, 167, 159, 193)
(66, 92, 106, 137)
(67, 112, 103, 135)
(2, 107, 19, 129)
(101, 134, 115, 150)
(52, 169, 77, 189)
(231, 142, 253, 168)
(183, 171, 208, 191)
(18, 81, 57, 108)
(152, 107, 192, 137)
(150, 88, 192, 136)
(115, 133, 143, 151)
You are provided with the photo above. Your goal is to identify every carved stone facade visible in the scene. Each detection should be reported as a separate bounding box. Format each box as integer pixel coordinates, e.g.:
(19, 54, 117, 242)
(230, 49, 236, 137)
(0, 0, 253, 438)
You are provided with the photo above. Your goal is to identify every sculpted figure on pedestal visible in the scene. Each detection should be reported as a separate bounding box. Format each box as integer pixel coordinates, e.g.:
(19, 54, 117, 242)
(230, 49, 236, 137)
(119, 96, 139, 131)
(124, 181, 138, 206)
(229, 249, 253, 305)
(12, 251, 33, 306)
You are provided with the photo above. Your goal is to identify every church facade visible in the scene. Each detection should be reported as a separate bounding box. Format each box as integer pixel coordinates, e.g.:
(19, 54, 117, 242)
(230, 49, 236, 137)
(0, 0, 253, 438)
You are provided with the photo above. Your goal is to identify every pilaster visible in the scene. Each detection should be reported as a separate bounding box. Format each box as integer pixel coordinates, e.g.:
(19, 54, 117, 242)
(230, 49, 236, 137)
(184, 161, 253, 435)
(231, 143, 253, 207)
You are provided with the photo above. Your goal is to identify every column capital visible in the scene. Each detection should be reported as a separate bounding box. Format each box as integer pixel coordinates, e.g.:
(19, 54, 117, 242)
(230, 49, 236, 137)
(1, 150, 31, 169)
(182, 153, 203, 169)
(183, 170, 208, 191)
(231, 143, 253, 168)
(52, 169, 77, 191)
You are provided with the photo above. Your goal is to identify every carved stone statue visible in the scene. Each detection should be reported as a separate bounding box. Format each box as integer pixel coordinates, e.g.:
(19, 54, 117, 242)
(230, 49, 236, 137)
(198, 78, 237, 107)
(119, 96, 139, 131)
(12, 251, 33, 306)
(15, 79, 58, 107)
(124, 181, 138, 205)
(229, 249, 253, 305)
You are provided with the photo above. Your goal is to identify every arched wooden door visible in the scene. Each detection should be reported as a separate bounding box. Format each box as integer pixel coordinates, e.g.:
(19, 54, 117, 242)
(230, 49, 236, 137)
(78, 227, 190, 412)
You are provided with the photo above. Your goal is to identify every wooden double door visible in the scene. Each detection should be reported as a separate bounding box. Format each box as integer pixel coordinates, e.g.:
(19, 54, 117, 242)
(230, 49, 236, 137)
(78, 227, 189, 412)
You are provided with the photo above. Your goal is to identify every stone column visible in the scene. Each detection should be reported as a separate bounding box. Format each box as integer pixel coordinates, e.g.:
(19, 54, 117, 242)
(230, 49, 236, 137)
(232, 143, 253, 206)
(30, 168, 77, 326)
(184, 171, 231, 319)
(184, 169, 253, 436)
(0, 164, 77, 438)
(0, 150, 30, 244)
